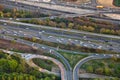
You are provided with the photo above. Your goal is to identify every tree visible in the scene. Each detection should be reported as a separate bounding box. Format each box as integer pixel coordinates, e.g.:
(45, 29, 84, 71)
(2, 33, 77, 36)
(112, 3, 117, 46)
(2, 75, 5, 80)
(16, 64, 25, 73)
(7, 77, 11, 80)
(29, 76, 33, 80)
(87, 26, 95, 32)
(0, 5, 4, 11)
(0, 11, 4, 18)
(59, 22, 66, 28)
(100, 28, 106, 33)
(32, 37, 37, 42)
(68, 23, 74, 29)
(104, 67, 111, 75)
(112, 55, 118, 61)
(8, 59, 18, 72)
(44, 77, 51, 80)
(19, 75, 24, 80)
(12, 8, 17, 19)
(87, 66, 93, 73)
(95, 68, 103, 74)
(13, 76, 16, 80)
(48, 21, 57, 27)
(25, 76, 29, 80)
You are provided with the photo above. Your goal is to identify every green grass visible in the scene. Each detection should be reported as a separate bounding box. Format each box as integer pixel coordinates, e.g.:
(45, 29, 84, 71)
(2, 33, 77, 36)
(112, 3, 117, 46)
(58, 51, 88, 68)
(113, 0, 120, 7)
(32, 58, 58, 71)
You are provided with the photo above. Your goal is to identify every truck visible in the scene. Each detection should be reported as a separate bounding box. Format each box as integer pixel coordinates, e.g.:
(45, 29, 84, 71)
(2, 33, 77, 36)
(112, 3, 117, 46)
(96, 5, 104, 9)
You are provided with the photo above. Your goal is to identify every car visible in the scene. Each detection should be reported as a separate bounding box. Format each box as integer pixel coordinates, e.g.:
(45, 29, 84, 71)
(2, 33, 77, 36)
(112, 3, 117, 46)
(60, 38, 64, 41)
(3, 23, 7, 26)
(48, 36, 53, 38)
(13, 31, 17, 33)
(24, 34, 27, 35)
(14, 34, 17, 36)
(83, 36, 86, 38)
(109, 48, 113, 51)
(83, 44, 87, 47)
(42, 47, 45, 49)
(75, 40, 78, 42)
(97, 46, 102, 49)
(14, 38, 17, 40)
(26, 28, 29, 29)
(42, 30, 45, 33)
(116, 55, 119, 57)
(103, 54, 106, 56)
(19, 31, 22, 33)
(88, 41, 91, 43)
(9, 18, 13, 20)
(39, 32, 42, 34)
(80, 41, 83, 44)
(16, 18, 19, 21)
(68, 39, 72, 41)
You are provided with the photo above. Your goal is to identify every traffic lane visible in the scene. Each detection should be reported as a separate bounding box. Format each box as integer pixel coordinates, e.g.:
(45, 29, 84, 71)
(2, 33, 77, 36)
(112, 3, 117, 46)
(1, 25, 120, 50)
(1, 20, 120, 45)
(1, 19, 120, 45)
(1, 29, 119, 53)
(0, 27, 120, 52)
(3, 26, 120, 51)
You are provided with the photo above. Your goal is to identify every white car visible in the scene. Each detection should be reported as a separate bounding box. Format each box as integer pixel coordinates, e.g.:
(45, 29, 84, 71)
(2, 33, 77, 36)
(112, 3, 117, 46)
(48, 36, 53, 38)
(42, 47, 45, 49)
(97, 46, 102, 49)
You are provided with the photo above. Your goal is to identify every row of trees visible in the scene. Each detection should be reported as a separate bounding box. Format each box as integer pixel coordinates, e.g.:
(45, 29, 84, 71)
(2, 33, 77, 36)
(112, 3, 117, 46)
(0, 73, 36, 80)
(20, 17, 120, 35)
(86, 66, 112, 75)
(82, 58, 120, 77)
(0, 4, 48, 18)
(100, 28, 120, 35)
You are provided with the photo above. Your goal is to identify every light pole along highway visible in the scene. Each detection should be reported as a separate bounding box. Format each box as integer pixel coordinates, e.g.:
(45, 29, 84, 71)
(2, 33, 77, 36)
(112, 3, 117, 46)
(73, 55, 120, 80)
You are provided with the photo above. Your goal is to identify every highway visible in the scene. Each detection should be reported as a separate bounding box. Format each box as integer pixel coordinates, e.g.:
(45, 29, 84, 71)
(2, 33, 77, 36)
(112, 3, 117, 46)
(1, 33, 120, 80)
(0, 20, 120, 52)
(0, 19, 120, 40)
(73, 54, 120, 80)
(6, 0, 96, 14)
(0, 0, 95, 16)
(0, 24, 120, 52)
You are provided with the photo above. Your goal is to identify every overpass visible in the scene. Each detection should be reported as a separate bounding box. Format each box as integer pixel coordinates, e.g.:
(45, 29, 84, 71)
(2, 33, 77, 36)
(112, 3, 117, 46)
(0, 0, 96, 15)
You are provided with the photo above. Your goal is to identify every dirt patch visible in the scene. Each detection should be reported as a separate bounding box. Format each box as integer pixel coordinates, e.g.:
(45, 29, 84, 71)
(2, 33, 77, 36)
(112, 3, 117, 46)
(0, 38, 43, 54)
(62, 0, 90, 4)
(75, 0, 90, 4)
(97, 0, 119, 8)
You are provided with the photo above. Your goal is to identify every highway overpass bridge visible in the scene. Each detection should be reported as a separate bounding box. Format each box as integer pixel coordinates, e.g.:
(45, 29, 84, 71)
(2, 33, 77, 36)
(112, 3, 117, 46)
(0, 0, 97, 16)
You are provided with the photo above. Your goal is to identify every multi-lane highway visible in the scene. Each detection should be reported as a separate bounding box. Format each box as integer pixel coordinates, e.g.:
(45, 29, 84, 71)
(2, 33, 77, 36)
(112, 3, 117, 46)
(2, 0, 95, 14)
(0, 24, 120, 53)
(0, 20, 120, 52)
